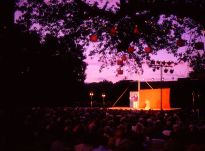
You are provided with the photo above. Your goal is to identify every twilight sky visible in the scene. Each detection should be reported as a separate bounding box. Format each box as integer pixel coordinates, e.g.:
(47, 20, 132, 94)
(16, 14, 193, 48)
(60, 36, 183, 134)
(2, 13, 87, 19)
(84, 44, 193, 83)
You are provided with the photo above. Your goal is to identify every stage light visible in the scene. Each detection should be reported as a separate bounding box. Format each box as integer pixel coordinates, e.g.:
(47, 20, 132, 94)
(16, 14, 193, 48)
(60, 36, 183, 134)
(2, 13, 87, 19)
(89, 92, 94, 96)
(151, 60, 155, 65)
(89, 91, 94, 107)
(164, 68, 168, 73)
(102, 93, 106, 98)
(102, 93, 106, 106)
(153, 68, 156, 72)
(167, 61, 172, 66)
(170, 69, 174, 74)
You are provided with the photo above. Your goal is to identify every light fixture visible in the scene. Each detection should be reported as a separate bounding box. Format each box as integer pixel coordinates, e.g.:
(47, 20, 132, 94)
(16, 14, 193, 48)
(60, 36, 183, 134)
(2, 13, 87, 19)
(102, 93, 106, 98)
(151, 60, 155, 65)
(102, 93, 106, 107)
(170, 69, 174, 74)
(89, 92, 94, 107)
(167, 61, 172, 66)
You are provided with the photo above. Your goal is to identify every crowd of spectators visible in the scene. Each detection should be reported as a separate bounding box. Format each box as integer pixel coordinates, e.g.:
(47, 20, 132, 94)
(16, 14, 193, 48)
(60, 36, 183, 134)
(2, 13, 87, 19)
(2, 107, 205, 151)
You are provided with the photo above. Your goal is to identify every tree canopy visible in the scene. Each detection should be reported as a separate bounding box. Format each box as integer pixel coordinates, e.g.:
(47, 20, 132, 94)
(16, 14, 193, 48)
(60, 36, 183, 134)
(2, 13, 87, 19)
(16, 0, 205, 77)
(0, 24, 87, 105)
(0, 0, 88, 105)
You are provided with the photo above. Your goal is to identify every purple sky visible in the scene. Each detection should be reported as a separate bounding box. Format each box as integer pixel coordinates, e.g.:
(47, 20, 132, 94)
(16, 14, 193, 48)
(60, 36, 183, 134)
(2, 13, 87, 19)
(84, 44, 192, 83)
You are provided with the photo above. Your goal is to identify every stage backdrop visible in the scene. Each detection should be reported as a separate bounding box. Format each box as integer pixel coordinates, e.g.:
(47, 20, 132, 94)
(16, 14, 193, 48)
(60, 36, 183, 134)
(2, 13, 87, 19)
(130, 88, 170, 110)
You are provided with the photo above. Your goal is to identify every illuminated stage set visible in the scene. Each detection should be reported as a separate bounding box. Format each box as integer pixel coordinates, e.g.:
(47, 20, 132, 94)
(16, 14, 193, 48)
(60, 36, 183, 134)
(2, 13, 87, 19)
(110, 88, 179, 111)
(129, 88, 171, 110)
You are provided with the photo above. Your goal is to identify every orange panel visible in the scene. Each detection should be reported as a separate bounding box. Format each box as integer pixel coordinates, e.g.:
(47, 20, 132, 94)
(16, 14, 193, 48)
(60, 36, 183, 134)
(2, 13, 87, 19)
(139, 88, 170, 110)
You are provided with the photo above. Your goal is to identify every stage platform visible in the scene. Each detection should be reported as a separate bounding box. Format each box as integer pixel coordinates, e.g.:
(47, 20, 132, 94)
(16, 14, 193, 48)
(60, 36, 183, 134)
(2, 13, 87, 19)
(108, 107, 181, 111)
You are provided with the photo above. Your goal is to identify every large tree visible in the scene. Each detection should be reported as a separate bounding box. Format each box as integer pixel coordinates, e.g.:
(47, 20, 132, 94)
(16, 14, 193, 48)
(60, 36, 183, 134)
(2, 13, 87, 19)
(0, 25, 86, 105)
(0, 1, 86, 105)
(16, 0, 205, 77)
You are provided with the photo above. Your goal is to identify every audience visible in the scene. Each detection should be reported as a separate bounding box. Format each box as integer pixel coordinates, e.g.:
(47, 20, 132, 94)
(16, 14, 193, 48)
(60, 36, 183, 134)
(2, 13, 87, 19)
(9, 107, 205, 151)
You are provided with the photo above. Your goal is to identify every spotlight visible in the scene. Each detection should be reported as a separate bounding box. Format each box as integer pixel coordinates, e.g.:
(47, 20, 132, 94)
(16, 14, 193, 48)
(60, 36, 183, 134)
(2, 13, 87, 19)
(162, 61, 166, 65)
(167, 61, 172, 66)
(151, 60, 155, 65)
(164, 68, 168, 73)
(157, 60, 160, 64)
(153, 68, 156, 72)
(170, 69, 174, 74)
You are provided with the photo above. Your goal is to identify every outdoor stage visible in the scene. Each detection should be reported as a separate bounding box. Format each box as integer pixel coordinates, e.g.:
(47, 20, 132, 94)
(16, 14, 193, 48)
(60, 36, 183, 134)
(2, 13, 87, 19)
(108, 107, 181, 111)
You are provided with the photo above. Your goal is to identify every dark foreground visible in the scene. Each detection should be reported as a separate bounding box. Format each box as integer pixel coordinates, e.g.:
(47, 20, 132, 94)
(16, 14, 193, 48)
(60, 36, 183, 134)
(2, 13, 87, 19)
(1, 107, 205, 151)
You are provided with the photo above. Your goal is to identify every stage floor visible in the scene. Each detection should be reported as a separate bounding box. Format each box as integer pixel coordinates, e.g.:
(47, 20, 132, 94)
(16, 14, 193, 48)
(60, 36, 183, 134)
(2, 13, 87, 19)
(108, 107, 181, 111)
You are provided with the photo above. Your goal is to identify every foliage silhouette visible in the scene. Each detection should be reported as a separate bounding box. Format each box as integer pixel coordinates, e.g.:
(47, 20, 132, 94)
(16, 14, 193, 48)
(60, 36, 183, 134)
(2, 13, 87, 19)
(16, 0, 205, 77)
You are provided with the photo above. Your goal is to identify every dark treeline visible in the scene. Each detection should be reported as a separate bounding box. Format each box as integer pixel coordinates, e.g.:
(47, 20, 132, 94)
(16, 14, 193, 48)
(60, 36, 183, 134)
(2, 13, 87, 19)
(0, 1, 86, 107)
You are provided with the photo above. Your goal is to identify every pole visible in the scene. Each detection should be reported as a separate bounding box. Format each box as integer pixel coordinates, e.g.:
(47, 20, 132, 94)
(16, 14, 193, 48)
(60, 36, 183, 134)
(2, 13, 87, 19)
(90, 95, 93, 108)
(102, 93, 106, 107)
(138, 73, 140, 108)
(112, 86, 129, 107)
(160, 64, 163, 110)
(89, 92, 94, 108)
